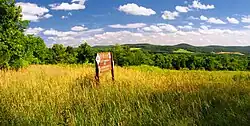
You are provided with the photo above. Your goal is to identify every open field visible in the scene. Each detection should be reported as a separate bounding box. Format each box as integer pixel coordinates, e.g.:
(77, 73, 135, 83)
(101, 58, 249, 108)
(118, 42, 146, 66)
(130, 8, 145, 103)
(0, 65, 250, 125)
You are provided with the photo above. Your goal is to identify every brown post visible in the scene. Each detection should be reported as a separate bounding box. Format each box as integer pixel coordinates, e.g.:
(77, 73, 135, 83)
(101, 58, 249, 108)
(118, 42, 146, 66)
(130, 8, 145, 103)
(95, 54, 100, 84)
(111, 52, 115, 81)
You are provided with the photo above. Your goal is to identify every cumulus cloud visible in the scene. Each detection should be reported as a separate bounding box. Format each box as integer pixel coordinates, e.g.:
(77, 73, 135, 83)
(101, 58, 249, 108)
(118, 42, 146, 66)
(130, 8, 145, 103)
(49, 0, 86, 10)
(43, 26, 250, 46)
(162, 11, 179, 20)
(71, 25, 88, 31)
(188, 22, 194, 26)
(207, 17, 226, 24)
(200, 25, 210, 30)
(244, 25, 250, 29)
(43, 29, 78, 37)
(44, 28, 104, 46)
(189, 0, 215, 10)
(178, 25, 193, 30)
(198, 28, 245, 35)
(188, 16, 199, 20)
(142, 25, 162, 32)
(25, 27, 44, 35)
(200, 15, 208, 21)
(242, 15, 250, 23)
(142, 24, 178, 33)
(109, 23, 147, 29)
(175, 6, 189, 13)
(16, 2, 52, 22)
(118, 3, 156, 16)
(85, 29, 250, 46)
(227, 17, 239, 24)
(157, 24, 178, 32)
(44, 14, 53, 18)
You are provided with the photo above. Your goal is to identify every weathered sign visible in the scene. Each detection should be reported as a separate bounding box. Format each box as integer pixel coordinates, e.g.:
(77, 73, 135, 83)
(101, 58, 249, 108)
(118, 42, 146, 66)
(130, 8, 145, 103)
(95, 52, 114, 82)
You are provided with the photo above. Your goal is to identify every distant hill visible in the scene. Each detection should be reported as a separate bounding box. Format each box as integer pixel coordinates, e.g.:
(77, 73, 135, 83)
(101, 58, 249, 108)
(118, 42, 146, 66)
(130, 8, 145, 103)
(93, 43, 250, 55)
(173, 49, 194, 54)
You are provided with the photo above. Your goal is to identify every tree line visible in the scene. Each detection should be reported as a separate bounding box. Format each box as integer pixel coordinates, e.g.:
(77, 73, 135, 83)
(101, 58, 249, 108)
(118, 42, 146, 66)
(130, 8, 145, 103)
(1, 0, 250, 71)
(9, 41, 250, 71)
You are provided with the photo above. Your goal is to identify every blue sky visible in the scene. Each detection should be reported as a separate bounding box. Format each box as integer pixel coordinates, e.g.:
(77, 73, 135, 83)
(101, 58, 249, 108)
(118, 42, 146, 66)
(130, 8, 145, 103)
(16, 0, 250, 46)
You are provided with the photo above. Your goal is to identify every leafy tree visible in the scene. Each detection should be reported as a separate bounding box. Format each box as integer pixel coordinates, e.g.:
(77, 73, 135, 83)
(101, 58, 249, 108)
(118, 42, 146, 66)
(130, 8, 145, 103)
(112, 44, 129, 66)
(65, 46, 77, 64)
(0, 0, 43, 69)
(26, 35, 47, 64)
(77, 42, 95, 64)
(51, 44, 67, 64)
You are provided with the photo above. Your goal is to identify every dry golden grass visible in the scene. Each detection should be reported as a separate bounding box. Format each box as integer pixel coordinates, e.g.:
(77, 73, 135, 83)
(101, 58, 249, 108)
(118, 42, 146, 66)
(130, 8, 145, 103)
(0, 64, 249, 125)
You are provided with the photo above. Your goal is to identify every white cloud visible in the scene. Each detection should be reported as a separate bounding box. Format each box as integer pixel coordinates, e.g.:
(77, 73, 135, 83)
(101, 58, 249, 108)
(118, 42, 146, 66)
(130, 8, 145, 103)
(142, 25, 162, 32)
(43, 29, 78, 37)
(44, 14, 53, 18)
(200, 15, 208, 21)
(44, 28, 250, 46)
(188, 22, 194, 26)
(227, 17, 239, 24)
(71, 25, 88, 31)
(25, 27, 44, 35)
(142, 24, 178, 33)
(244, 25, 250, 29)
(68, 12, 73, 16)
(44, 28, 104, 46)
(200, 25, 209, 30)
(175, 6, 189, 13)
(72, 0, 85, 4)
(109, 23, 147, 29)
(178, 25, 193, 30)
(61, 16, 68, 19)
(189, 0, 215, 10)
(207, 18, 226, 24)
(49, 0, 86, 10)
(157, 24, 178, 32)
(162, 11, 179, 20)
(85, 29, 250, 46)
(16, 2, 52, 22)
(176, 31, 187, 36)
(188, 16, 199, 20)
(198, 28, 244, 35)
(118, 3, 156, 16)
(242, 15, 250, 23)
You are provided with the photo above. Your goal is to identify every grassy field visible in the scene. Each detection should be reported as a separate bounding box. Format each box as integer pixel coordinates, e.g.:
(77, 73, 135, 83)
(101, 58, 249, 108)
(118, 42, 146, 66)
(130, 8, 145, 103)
(0, 65, 249, 125)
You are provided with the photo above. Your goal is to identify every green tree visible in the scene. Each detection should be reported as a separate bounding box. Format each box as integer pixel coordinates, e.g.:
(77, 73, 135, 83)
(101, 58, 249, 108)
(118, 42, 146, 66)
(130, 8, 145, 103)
(26, 35, 47, 64)
(77, 42, 95, 64)
(112, 44, 129, 66)
(65, 46, 78, 64)
(0, 0, 42, 69)
(51, 44, 67, 64)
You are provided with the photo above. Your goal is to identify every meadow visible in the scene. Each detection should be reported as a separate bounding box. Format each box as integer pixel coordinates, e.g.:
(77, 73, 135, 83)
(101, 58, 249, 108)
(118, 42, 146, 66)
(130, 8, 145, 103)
(0, 65, 249, 126)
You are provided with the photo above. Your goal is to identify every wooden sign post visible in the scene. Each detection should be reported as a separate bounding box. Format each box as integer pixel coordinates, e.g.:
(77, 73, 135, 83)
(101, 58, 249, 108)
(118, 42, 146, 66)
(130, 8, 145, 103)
(95, 52, 114, 83)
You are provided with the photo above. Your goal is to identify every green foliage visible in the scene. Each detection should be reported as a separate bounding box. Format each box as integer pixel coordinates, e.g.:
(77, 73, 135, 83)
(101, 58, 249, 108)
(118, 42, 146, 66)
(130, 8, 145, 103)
(44, 43, 250, 72)
(0, 0, 47, 70)
(173, 49, 193, 54)
(77, 42, 95, 64)
(51, 44, 67, 64)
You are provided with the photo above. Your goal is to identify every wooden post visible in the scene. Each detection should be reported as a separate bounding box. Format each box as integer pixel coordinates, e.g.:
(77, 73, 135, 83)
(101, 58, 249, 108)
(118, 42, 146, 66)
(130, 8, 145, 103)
(111, 52, 115, 81)
(95, 54, 100, 85)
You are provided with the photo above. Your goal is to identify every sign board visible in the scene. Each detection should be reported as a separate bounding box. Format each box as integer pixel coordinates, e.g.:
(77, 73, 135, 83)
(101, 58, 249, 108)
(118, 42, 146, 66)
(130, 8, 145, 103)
(95, 52, 114, 83)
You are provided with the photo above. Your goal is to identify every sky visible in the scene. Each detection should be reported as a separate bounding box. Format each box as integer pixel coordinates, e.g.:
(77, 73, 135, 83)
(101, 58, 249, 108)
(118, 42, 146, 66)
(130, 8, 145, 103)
(16, 0, 250, 47)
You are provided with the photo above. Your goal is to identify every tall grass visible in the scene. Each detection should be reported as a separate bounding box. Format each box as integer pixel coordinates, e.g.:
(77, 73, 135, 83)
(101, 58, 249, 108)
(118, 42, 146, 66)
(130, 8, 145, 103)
(0, 65, 249, 125)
